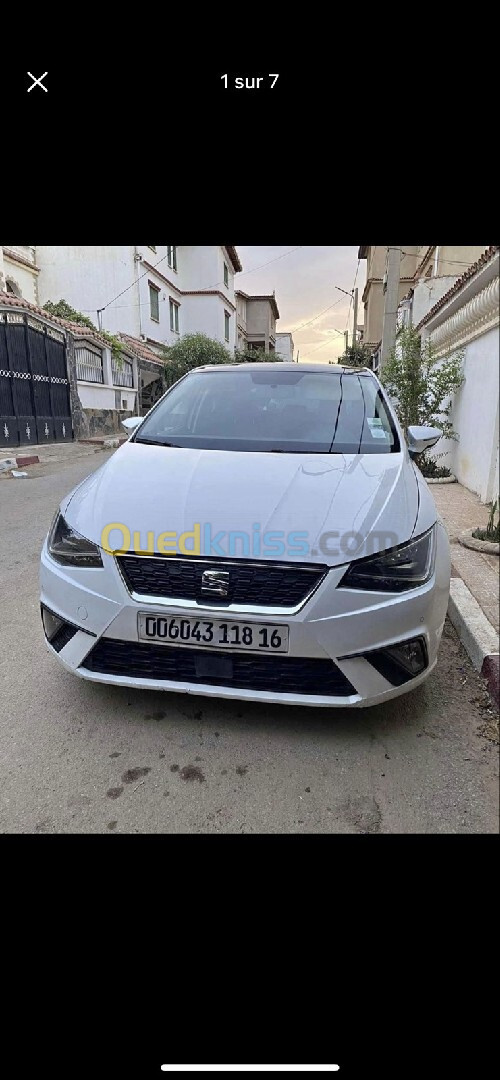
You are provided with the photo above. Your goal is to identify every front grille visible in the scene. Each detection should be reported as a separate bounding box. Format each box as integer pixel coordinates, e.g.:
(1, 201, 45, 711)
(83, 639, 356, 697)
(117, 554, 326, 609)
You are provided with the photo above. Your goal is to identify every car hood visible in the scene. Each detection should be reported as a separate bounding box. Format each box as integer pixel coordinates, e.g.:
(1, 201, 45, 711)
(63, 442, 423, 567)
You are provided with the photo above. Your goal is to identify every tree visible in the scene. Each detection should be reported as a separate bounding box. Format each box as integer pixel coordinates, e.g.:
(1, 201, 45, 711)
(233, 347, 280, 364)
(43, 298, 124, 365)
(379, 326, 464, 473)
(338, 343, 370, 368)
(161, 335, 279, 390)
(161, 333, 234, 389)
(43, 298, 96, 331)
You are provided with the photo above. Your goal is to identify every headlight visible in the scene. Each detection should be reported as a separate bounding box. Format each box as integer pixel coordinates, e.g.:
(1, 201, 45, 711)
(338, 527, 435, 593)
(48, 513, 103, 567)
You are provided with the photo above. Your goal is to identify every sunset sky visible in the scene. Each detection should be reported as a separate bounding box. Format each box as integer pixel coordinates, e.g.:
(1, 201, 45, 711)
(234, 246, 365, 364)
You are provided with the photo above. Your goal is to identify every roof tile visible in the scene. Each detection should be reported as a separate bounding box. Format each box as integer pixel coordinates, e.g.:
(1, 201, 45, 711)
(416, 246, 499, 329)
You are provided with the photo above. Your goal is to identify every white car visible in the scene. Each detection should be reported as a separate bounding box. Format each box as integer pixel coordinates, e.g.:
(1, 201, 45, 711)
(40, 363, 451, 708)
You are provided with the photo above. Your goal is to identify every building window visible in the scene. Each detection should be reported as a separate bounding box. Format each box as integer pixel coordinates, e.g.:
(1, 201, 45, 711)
(6, 279, 21, 297)
(112, 356, 134, 387)
(224, 311, 230, 342)
(167, 246, 177, 271)
(169, 299, 180, 333)
(224, 263, 229, 287)
(75, 344, 104, 384)
(149, 282, 160, 322)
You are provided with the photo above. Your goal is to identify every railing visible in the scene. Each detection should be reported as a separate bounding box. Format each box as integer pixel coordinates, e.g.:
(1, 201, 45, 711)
(76, 345, 104, 383)
(112, 357, 133, 387)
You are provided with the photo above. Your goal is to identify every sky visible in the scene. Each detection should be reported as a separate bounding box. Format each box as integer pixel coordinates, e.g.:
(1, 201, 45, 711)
(234, 246, 365, 364)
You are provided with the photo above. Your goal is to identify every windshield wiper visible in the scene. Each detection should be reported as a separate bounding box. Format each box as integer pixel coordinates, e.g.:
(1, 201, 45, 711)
(135, 438, 181, 447)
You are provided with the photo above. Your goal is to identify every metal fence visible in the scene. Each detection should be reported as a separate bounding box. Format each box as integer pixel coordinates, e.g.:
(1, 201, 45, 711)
(76, 344, 104, 383)
(112, 356, 133, 387)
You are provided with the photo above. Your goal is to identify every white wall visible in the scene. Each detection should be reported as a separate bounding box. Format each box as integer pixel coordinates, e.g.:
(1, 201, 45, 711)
(78, 384, 116, 410)
(181, 294, 235, 351)
(1, 246, 38, 303)
(78, 383, 137, 411)
(421, 257, 499, 502)
(37, 246, 138, 337)
(276, 333, 294, 362)
(36, 245, 236, 352)
(449, 328, 499, 501)
(137, 265, 181, 348)
(411, 277, 458, 328)
(179, 246, 234, 296)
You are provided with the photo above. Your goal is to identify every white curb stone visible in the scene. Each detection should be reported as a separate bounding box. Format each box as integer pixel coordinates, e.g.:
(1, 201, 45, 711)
(448, 577, 500, 671)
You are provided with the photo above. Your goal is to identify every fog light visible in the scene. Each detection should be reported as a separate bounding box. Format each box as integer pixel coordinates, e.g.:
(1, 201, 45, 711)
(41, 605, 64, 642)
(361, 636, 428, 687)
(41, 605, 80, 653)
(384, 638, 427, 676)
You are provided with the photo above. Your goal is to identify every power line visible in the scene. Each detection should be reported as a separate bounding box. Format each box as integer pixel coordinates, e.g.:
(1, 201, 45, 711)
(398, 249, 488, 267)
(237, 246, 302, 278)
(101, 251, 171, 313)
(305, 328, 345, 356)
(78, 245, 302, 318)
(288, 297, 344, 335)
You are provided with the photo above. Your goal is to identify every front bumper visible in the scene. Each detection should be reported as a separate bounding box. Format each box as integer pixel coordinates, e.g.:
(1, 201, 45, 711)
(40, 524, 450, 708)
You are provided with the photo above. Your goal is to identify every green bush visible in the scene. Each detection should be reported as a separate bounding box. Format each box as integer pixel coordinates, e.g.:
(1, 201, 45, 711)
(43, 298, 124, 366)
(160, 333, 231, 389)
(419, 457, 452, 479)
(380, 326, 464, 469)
(161, 334, 280, 389)
(338, 343, 370, 368)
(473, 500, 500, 543)
(233, 347, 281, 365)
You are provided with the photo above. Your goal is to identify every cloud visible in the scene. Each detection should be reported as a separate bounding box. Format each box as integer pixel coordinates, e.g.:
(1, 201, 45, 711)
(235, 246, 363, 363)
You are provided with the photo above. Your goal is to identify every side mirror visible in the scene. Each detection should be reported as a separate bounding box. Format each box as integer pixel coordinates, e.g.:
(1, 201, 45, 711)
(407, 425, 442, 458)
(121, 416, 143, 432)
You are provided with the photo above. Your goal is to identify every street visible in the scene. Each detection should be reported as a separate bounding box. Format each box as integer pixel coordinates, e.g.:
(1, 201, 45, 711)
(1, 454, 498, 834)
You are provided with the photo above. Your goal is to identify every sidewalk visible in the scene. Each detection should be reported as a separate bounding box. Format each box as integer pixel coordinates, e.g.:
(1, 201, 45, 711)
(1, 435, 127, 471)
(432, 481, 499, 705)
(432, 482, 499, 632)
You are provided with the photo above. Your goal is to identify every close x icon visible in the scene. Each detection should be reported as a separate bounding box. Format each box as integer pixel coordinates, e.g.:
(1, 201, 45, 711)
(27, 71, 48, 93)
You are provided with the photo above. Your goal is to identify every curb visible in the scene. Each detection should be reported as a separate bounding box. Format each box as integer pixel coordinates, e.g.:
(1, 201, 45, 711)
(448, 578, 499, 707)
(78, 437, 128, 446)
(16, 454, 40, 467)
(458, 528, 500, 556)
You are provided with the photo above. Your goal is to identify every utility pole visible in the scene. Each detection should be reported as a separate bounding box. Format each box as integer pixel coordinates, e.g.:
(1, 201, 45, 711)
(380, 246, 401, 368)
(97, 309, 104, 332)
(351, 288, 358, 351)
(344, 331, 349, 354)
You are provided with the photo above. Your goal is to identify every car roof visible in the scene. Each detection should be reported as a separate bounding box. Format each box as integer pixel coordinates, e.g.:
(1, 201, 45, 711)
(193, 362, 373, 375)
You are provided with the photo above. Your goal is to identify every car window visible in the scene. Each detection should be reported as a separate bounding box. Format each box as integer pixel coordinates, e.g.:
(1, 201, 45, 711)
(135, 369, 400, 454)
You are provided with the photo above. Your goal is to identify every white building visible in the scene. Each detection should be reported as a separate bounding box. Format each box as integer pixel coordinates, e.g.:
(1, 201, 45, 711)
(0, 246, 39, 303)
(418, 246, 499, 503)
(36, 246, 242, 354)
(275, 332, 294, 363)
(235, 291, 280, 353)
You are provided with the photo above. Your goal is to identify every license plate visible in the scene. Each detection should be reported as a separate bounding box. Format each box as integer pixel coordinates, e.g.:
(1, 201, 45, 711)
(138, 614, 289, 653)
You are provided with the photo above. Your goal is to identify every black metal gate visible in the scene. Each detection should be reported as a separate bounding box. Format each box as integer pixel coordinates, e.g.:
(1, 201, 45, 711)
(0, 311, 73, 448)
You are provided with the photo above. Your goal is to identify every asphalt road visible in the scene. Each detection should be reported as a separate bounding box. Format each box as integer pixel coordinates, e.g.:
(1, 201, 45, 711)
(1, 454, 498, 833)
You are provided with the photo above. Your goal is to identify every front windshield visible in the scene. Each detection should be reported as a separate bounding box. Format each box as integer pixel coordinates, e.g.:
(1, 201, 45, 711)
(135, 368, 400, 454)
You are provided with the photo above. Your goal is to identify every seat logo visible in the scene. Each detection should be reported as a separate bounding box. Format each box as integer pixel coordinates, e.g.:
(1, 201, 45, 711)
(201, 569, 230, 596)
